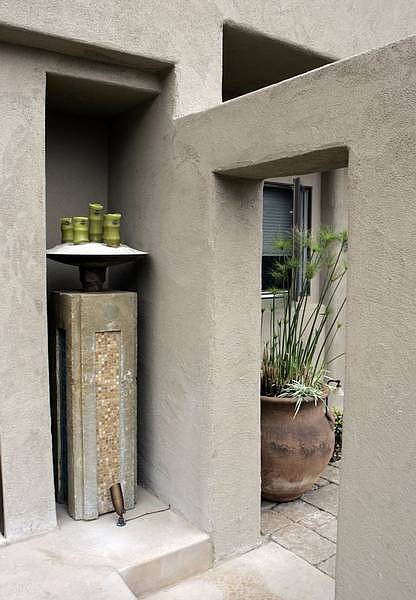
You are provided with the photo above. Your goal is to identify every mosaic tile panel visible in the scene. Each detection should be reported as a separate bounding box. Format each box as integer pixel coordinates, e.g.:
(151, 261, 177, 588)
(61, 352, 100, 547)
(52, 291, 137, 520)
(95, 331, 121, 514)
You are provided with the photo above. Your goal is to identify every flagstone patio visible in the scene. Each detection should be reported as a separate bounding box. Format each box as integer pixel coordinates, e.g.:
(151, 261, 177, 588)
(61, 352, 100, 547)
(261, 461, 341, 579)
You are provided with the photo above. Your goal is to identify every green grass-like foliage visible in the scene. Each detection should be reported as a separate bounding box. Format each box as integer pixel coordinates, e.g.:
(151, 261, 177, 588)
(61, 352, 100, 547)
(261, 227, 348, 411)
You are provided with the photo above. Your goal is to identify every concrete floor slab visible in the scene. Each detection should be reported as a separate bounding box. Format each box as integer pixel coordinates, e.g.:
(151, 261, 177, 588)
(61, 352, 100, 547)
(0, 487, 212, 599)
(144, 543, 335, 600)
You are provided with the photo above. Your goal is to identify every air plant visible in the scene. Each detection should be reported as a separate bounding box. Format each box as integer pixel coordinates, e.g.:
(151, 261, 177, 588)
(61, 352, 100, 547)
(261, 227, 347, 413)
(279, 380, 327, 417)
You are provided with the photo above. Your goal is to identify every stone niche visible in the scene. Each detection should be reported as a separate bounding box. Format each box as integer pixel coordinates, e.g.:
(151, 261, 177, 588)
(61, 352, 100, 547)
(46, 68, 157, 519)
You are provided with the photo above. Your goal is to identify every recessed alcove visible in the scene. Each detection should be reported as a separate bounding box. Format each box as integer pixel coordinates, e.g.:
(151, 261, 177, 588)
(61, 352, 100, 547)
(42, 65, 214, 591)
(45, 68, 159, 515)
(46, 72, 156, 292)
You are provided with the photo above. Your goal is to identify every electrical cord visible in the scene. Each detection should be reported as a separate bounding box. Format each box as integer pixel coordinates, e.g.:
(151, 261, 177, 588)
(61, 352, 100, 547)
(125, 504, 171, 522)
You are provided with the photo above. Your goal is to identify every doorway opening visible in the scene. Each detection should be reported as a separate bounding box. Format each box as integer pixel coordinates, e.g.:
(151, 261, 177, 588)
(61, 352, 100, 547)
(260, 167, 348, 581)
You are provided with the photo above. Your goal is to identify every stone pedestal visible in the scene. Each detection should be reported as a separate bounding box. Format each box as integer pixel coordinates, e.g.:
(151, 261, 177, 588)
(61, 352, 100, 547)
(51, 291, 137, 520)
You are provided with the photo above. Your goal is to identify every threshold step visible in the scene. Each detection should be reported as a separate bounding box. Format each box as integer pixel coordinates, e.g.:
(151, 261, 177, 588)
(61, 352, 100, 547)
(0, 487, 213, 599)
(143, 542, 335, 600)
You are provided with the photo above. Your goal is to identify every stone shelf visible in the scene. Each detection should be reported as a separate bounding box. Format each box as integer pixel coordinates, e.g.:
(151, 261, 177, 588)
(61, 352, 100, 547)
(47, 242, 148, 291)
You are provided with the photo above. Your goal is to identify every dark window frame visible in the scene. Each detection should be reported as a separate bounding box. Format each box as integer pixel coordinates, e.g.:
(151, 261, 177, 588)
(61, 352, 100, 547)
(262, 181, 312, 292)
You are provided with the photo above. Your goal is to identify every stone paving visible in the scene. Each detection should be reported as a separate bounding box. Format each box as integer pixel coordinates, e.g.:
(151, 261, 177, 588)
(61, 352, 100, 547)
(261, 461, 341, 579)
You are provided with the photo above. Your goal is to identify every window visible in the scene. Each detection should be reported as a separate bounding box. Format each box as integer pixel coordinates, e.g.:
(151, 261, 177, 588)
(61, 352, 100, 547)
(262, 179, 311, 292)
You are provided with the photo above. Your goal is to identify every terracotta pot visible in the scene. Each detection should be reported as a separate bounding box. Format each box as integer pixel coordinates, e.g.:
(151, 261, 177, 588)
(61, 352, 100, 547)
(261, 396, 335, 502)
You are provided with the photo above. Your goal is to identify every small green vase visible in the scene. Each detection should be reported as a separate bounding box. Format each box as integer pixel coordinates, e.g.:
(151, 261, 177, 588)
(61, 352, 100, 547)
(73, 217, 89, 244)
(88, 203, 104, 242)
(60, 217, 73, 243)
(103, 213, 121, 247)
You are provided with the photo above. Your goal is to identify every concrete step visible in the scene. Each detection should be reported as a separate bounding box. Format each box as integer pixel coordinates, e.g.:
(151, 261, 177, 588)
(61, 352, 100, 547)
(143, 542, 335, 600)
(0, 487, 213, 599)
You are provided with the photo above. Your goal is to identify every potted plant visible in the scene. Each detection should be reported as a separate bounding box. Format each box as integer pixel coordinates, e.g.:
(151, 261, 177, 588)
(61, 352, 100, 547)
(261, 228, 347, 502)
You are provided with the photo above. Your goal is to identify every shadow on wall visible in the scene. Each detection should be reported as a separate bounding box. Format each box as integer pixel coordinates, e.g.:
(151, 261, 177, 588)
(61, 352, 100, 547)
(222, 22, 333, 101)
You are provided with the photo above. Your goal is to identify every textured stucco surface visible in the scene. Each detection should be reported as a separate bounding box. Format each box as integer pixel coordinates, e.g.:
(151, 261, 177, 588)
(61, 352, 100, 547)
(173, 36, 416, 599)
(109, 95, 263, 559)
(0, 43, 159, 541)
(321, 168, 348, 406)
(0, 5, 416, 600)
(1, 1, 416, 115)
(0, 46, 56, 542)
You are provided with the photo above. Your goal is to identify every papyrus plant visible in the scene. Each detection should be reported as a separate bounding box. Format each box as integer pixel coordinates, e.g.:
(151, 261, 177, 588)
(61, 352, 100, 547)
(261, 228, 348, 410)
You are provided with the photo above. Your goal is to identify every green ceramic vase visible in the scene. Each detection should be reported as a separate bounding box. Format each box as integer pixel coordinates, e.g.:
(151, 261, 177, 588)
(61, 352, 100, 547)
(73, 216, 89, 244)
(88, 202, 104, 242)
(60, 217, 73, 243)
(103, 213, 121, 247)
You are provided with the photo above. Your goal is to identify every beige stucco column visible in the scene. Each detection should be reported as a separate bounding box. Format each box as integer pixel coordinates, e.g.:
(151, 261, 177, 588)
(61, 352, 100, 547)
(0, 46, 56, 541)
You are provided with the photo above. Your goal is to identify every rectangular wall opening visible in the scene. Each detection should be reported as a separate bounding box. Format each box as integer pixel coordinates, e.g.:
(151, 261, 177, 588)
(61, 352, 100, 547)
(46, 72, 156, 292)
(260, 167, 348, 582)
(222, 22, 333, 101)
(45, 70, 158, 509)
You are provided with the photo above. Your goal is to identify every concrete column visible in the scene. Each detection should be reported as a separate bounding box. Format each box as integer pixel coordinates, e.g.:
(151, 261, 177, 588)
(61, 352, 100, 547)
(207, 176, 263, 558)
(0, 46, 56, 541)
(108, 81, 263, 558)
(321, 168, 348, 408)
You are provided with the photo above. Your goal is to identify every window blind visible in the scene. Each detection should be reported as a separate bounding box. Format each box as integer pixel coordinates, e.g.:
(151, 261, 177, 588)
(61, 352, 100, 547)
(262, 185, 293, 256)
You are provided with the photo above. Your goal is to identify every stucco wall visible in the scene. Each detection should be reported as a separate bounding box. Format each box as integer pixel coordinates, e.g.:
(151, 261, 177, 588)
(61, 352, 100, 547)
(0, 5, 416, 600)
(0, 1, 416, 115)
(106, 82, 264, 558)
(0, 42, 159, 542)
(174, 35, 416, 599)
(0, 45, 56, 542)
